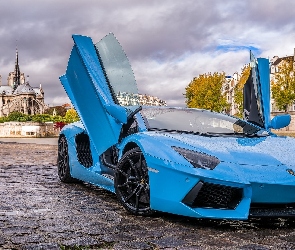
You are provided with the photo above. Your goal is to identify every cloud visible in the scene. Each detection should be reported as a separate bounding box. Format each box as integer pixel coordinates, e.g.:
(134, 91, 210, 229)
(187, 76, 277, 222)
(0, 0, 294, 107)
(133, 49, 249, 107)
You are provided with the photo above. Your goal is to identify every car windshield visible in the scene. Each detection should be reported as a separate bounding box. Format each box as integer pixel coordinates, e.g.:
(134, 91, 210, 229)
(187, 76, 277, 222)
(141, 107, 265, 136)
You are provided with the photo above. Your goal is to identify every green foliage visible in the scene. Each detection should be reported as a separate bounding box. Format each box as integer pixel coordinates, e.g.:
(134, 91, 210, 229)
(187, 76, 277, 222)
(233, 65, 251, 118)
(51, 115, 64, 122)
(64, 108, 80, 123)
(271, 58, 295, 112)
(1, 111, 69, 123)
(7, 111, 31, 122)
(185, 72, 228, 112)
(31, 114, 54, 123)
(0, 116, 8, 123)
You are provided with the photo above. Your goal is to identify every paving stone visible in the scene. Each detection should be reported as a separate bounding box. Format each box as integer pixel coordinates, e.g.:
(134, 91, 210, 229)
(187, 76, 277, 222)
(11, 235, 45, 244)
(0, 235, 5, 245)
(150, 236, 187, 248)
(21, 243, 61, 250)
(113, 241, 152, 250)
(0, 141, 295, 249)
(60, 236, 101, 247)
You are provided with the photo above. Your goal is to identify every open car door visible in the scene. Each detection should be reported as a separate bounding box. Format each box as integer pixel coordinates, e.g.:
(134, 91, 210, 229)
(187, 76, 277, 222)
(60, 33, 139, 155)
(243, 53, 270, 128)
(243, 52, 290, 129)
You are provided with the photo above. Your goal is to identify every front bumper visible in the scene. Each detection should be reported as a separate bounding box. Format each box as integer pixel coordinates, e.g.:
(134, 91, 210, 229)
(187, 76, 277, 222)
(146, 154, 295, 220)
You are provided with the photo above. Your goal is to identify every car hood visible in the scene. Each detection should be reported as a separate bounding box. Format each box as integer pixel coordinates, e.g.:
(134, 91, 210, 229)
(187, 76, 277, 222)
(160, 133, 295, 167)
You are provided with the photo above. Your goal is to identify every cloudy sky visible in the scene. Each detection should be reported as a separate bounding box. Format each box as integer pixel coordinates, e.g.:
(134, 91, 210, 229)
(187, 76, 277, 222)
(0, 0, 294, 107)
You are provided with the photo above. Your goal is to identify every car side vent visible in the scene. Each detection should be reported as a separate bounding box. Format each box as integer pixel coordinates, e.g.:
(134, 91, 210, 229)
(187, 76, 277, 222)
(182, 181, 243, 210)
(75, 133, 93, 168)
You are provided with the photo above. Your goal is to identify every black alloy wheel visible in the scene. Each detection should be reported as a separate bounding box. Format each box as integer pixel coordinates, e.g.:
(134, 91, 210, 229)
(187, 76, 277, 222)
(57, 135, 76, 183)
(115, 147, 153, 215)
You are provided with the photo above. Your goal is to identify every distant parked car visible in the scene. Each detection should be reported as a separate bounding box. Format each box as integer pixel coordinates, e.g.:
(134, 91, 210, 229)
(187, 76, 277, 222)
(57, 33, 295, 220)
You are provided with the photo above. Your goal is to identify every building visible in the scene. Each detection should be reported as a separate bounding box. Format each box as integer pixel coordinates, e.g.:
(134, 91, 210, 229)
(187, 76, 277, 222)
(138, 94, 166, 106)
(222, 73, 240, 116)
(0, 49, 45, 117)
(0, 121, 59, 137)
(116, 92, 166, 106)
(270, 50, 295, 75)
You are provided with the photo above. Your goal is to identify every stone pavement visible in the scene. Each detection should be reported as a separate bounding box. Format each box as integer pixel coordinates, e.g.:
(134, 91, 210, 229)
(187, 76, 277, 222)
(1, 141, 295, 249)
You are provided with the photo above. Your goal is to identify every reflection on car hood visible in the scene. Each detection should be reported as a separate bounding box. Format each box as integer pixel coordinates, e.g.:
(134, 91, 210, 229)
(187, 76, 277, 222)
(161, 133, 295, 167)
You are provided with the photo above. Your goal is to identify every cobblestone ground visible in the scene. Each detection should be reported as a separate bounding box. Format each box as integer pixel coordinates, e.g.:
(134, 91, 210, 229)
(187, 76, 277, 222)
(1, 141, 295, 249)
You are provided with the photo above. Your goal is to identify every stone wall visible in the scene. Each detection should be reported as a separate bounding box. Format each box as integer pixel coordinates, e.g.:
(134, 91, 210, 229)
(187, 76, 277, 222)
(0, 121, 60, 137)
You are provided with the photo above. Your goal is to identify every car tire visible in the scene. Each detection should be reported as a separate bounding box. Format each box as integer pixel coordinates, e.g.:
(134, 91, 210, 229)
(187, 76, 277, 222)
(115, 147, 153, 215)
(57, 135, 78, 183)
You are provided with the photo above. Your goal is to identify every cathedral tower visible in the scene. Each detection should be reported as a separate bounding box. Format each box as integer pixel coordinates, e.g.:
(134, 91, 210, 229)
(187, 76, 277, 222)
(13, 48, 21, 90)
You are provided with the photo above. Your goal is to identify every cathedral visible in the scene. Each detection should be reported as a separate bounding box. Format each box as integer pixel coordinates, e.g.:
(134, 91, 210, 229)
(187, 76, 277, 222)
(0, 49, 45, 117)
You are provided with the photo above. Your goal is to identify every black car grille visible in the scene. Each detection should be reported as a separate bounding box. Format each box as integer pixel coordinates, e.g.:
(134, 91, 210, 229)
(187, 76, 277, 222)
(75, 133, 93, 168)
(183, 181, 243, 209)
(250, 203, 295, 217)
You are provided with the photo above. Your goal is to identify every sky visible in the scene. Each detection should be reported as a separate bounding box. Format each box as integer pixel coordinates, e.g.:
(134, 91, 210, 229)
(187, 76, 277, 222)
(0, 0, 295, 107)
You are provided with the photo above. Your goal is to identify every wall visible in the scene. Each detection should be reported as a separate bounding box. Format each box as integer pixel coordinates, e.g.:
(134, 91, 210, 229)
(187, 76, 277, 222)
(0, 121, 60, 137)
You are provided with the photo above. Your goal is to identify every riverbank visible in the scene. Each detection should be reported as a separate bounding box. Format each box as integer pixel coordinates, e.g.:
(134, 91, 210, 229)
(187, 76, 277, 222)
(0, 137, 58, 145)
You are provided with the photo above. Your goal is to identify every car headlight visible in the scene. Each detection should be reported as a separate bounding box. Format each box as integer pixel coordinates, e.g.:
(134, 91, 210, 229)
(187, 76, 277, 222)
(172, 146, 220, 170)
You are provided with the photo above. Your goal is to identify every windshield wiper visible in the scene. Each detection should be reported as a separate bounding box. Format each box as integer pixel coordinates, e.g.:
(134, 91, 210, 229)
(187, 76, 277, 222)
(245, 130, 269, 137)
(149, 128, 223, 137)
(196, 132, 245, 137)
(148, 128, 200, 135)
(119, 106, 142, 142)
(127, 106, 142, 121)
(149, 128, 256, 137)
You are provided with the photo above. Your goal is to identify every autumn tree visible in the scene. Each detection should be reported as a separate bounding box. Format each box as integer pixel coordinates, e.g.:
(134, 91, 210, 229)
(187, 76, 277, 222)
(64, 108, 80, 123)
(271, 58, 295, 112)
(233, 65, 251, 118)
(185, 72, 228, 112)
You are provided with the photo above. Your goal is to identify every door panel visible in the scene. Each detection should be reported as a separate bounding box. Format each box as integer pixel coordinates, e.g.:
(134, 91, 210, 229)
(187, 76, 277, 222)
(60, 35, 125, 155)
(243, 53, 270, 128)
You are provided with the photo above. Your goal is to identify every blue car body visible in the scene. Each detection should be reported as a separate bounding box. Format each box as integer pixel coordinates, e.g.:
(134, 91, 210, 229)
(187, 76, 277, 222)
(58, 33, 295, 220)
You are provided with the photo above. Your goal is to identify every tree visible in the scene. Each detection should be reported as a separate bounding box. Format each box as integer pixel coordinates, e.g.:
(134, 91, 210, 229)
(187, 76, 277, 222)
(0, 116, 8, 123)
(271, 58, 295, 112)
(233, 65, 251, 118)
(64, 108, 80, 123)
(31, 114, 53, 123)
(51, 115, 64, 123)
(185, 72, 228, 112)
(7, 111, 30, 122)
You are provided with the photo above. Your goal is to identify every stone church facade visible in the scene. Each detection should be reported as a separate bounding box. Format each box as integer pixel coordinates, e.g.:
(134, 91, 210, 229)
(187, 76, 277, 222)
(0, 49, 45, 117)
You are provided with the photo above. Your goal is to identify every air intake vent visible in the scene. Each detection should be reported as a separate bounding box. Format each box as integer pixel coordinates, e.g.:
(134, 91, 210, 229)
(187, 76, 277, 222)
(183, 182, 243, 209)
(75, 133, 93, 168)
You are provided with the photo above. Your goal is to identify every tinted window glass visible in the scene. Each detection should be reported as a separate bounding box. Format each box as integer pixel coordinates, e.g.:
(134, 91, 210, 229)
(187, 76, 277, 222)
(95, 33, 139, 107)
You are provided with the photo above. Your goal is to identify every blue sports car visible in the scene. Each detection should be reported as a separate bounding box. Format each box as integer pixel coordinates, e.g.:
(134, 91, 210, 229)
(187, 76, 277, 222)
(58, 33, 295, 220)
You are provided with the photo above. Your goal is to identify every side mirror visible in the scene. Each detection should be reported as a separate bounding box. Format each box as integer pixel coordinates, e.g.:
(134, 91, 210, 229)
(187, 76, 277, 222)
(104, 104, 127, 124)
(270, 114, 291, 129)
